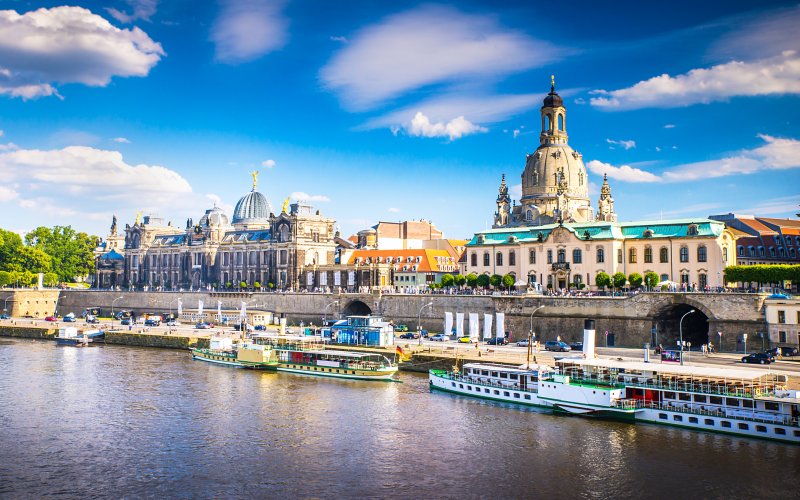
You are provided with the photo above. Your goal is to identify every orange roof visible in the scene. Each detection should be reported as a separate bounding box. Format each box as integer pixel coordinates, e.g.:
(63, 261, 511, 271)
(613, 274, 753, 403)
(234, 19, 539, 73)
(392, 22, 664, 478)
(738, 218, 778, 235)
(346, 248, 459, 273)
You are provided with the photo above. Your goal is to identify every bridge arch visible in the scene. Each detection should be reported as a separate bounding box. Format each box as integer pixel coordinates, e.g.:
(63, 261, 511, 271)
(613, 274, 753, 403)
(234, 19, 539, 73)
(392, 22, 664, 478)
(650, 297, 713, 348)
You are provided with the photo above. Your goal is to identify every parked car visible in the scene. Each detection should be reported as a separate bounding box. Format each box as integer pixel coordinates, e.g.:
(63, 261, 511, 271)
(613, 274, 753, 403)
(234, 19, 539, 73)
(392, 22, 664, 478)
(419, 330, 429, 337)
(45, 316, 58, 322)
(486, 337, 508, 346)
(195, 322, 212, 329)
(430, 334, 449, 342)
(144, 318, 161, 327)
(516, 340, 530, 347)
(569, 341, 584, 351)
(395, 324, 409, 332)
(457, 336, 473, 343)
(121, 319, 131, 326)
(0, 314, 10, 320)
(399, 332, 419, 339)
(545, 341, 571, 352)
(778, 346, 799, 357)
(86, 315, 99, 324)
(63, 315, 76, 323)
(741, 352, 772, 364)
(254, 324, 266, 331)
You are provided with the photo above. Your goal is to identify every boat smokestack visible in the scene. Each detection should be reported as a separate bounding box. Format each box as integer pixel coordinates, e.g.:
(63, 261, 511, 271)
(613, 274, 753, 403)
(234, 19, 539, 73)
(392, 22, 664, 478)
(582, 319, 596, 358)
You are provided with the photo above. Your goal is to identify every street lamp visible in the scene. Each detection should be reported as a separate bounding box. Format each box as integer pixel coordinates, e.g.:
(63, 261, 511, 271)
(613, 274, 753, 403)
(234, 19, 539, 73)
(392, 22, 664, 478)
(111, 296, 124, 328)
(418, 301, 433, 344)
(679, 309, 695, 366)
(323, 300, 340, 324)
(527, 306, 544, 368)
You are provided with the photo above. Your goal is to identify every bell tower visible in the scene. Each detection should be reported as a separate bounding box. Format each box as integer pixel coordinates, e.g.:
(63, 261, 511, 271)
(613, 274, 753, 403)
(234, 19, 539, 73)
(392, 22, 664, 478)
(540, 75, 568, 146)
(596, 173, 617, 222)
(493, 174, 512, 227)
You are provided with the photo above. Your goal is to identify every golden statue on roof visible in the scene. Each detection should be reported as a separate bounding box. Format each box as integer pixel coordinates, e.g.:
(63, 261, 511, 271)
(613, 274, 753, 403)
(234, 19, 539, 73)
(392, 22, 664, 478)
(282, 197, 290, 214)
(134, 210, 142, 225)
(251, 170, 259, 191)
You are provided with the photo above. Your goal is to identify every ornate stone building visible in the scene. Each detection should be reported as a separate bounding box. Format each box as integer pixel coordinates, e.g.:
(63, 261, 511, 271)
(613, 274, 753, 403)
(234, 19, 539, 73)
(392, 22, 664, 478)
(110, 174, 336, 291)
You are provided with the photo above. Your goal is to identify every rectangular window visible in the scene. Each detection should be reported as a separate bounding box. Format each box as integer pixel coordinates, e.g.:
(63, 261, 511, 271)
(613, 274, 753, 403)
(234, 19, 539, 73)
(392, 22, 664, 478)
(504, 391, 510, 397)
(679, 393, 691, 401)
(513, 393, 520, 399)
(756, 425, 767, 433)
(709, 396, 723, 405)
(775, 428, 786, 435)
(529, 250, 536, 264)
(704, 419, 715, 426)
(664, 392, 676, 399)
(764, 402, 780, 411)
(780, 331, 787, 343)
(688, 417, 698, 424)
(617, 249, 623, 264)
(673, 415, 683, 422)
(742, 399, 753, 408)
(778, 310, 785, 323)
(658, 413, 668, 420)
(547, 250, 553, 264)
(721, 421, 732, 428)
(738, 423, 748, 430)
(693, 395, 707, 403)
(509, 251, 516, 266)
(726, 398, 740, 407)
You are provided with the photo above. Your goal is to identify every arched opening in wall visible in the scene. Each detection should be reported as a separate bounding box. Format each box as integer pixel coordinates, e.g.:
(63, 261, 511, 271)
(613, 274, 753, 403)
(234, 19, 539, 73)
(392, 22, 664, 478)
(343, 300, 372, 316)
(558, 113, 564, 131)
(653, 303, 709, 348)
(544, 114, 551, 132)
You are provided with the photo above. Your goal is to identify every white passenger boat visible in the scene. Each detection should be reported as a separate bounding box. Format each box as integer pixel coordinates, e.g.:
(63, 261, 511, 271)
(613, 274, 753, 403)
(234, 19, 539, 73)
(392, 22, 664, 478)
(429, 362, 553, 407)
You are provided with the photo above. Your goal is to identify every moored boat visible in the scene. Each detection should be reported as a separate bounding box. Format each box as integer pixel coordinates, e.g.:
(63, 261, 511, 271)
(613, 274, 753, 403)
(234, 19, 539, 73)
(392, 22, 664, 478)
(56, 327, 91, 347)
(253, 334, 398, 380)
(191, 337, 278, 369)
(429, 362, 553, 407)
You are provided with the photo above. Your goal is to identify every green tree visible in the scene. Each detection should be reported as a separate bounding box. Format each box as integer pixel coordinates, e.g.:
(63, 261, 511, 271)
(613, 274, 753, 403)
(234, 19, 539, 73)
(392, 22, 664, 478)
(440, 273, 455, 287)
(628, 272, 643, 288)
(0, 270, 11, 287)
(724, 265, 800, 288)
(43, 272, 59, 287)
(240, 281, 247, 289)
(466, 273, 478, 288)
(476, 274, 491, 288)
(502, 273, 516, 289)
(489, 274, 503, 288)
(612, 272, 627, 289)
(254, 281, 261, 290)
(454, 274, 466, 287)
(24, 226, 98, 281)
(644, 271, 660, 289)
(0, 229, 24, 271)
(595, 271, 611, 290)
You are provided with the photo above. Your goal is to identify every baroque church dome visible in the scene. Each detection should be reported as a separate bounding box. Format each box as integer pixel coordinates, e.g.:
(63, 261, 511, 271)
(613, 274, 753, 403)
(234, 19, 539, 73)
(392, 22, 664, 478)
(199, 205, 231, 227)
(232, 172, 273, 226)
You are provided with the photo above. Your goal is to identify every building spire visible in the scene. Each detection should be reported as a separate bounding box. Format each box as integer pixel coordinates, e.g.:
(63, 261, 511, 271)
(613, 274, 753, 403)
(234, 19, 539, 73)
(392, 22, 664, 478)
(251, 170, 259, 191)
(551, 74, 555, 93)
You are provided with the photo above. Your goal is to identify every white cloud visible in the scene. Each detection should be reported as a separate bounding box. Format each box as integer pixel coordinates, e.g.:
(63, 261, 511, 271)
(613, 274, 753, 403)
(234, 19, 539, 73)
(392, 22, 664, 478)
(320, 5, 562, 111)
(590, 51, 800, 110)
(106, 0, 158, 24)
(261, 159, 276, 168)
(586, 160, 661, 183)
(206, 193, 234, 216)
(330, 36, 347, 43)
(0, 6, 164, 99)
(291, 191, 330, 202)
(731, 195, 800, 216)
(509, 183, 522, 201)
(655, 146, 661, 152)
(606, 138, 636, 150)
(0, 185, 18, 202)
(0, 142, 17, 151)
(664, 124, 675, 129)
(387, 207, 400, 213)
(573, 97, 586, 104)
(112, 137, 131, 143)
(513, 129, 521, 139)
(401, 111, 487, 141)
(709, 6, 800, 61)
(588, 134, 800, 183)
(211, 0, 287, 63)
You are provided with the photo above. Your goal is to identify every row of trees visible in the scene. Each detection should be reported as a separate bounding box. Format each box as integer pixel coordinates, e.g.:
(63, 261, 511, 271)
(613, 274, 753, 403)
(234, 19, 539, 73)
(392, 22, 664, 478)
(595, 271, 660, 290)
(723, 265, 800, 287)
(0, 226, 97, 287)
(440, 273, 516, 289)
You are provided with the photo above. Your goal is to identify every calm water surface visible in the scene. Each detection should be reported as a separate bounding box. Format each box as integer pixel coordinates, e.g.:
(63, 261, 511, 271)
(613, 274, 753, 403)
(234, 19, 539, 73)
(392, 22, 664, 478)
(0, 339, 797, 499)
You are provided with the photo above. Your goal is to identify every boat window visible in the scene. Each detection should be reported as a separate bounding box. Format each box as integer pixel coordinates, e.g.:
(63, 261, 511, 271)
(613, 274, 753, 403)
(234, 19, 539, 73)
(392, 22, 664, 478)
(485, 388, 490, 394)
(726, 398, 740, 407)
(494, 390, 499, 395)
(524, 395, 531, 400)
(459, 384, 463, 388)
(738, 423, 748, 430)
(499, 373, 508, 379)
(482, 370, 489, 376)
(664, 392, 676, 399)
(688, 417, 698, 424)
(756, 425, 767, 433)
(514, 393, 520, 398)
(704, 419, 714, 426)
(673, 415, 682, 422)
(742, 400, 753, 408)
(467, 386, 472, 391)
(451, 382, 456, 388)
(721, 421, 732, 428)
(774, 428, 785, 435)
(492, 372, 499, 377)
(678, 393, 691, 401)
(659, 413, 668, 420)
(709, 396, 723, 405)
(509, 374, 518, 380)
(693, 395, 707, 403)
(795, 430, 800, 437)
(764, 402, 779, 411)
(504, 391, 510, 397)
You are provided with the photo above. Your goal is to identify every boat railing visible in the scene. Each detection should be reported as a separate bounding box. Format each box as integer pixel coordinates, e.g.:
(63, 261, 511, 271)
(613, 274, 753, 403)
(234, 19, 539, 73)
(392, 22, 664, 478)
(284, 359, 394, 371)
(432, 370, 537, 392)
(611, 399, 799, 427)
(561, 374, 779, 399)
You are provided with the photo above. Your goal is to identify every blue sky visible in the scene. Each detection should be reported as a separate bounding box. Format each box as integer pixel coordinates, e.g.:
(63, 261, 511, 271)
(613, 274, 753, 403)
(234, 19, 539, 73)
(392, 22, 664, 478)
(0, 0, 798, 239)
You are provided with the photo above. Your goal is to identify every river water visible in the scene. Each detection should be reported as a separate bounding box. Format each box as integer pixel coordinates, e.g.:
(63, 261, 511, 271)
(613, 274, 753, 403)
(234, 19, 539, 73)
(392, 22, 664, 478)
(0, 339, 797, 499)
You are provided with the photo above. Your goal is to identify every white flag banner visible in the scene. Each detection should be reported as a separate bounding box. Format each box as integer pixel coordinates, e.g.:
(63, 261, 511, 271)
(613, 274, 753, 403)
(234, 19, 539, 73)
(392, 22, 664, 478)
(444, 312, 453, 337)
(198, 300, 204, 318)
(483, 314, 493, 339)
(240, 301, 246, 321)
(217, 300, 222, 321)
(307, 271, 314, 286)
(348, 271, 355, 285)
(177, 299, 183, 316)
(455, 312, 464, 337)
(496, 312, 505, 338)
(320, 272, 327, 286)
(469, 313, 479, 340)
(334, 272, 341, 286)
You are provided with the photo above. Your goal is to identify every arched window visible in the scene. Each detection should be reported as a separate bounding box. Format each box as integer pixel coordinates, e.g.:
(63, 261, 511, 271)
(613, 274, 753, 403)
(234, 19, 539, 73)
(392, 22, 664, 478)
(249, 252, 258, 265)
(529, 249, 536, 264)
(596, 247, 605, 263)
(790, 248, 797, 258)
(558, 114, 564, 131)
(687, 224, 698, 236)
(758, 246, 765, 257)
(496, 252, 503, 266)
(483, 252, 490, 266)
(644, 246, 652, 263)
(769, 247, 776, 257)
(471, 253, 477, 267)
(737, 246, 744, 257)
(526, 210, 533, 221)
(557, 249, 566, 263)
(660, 247, 668, 263)
(544, 114, 551, 132)
(723, 247, 728, 263)
(629, 248, 637, 264)
(697, 245, 707, 262)
(573, 249, 582, 264)
(779, 247, 786, 258)
(509, 251, 516, 266)
(279, 225, 290, 242)
(680, 246, 689, 262)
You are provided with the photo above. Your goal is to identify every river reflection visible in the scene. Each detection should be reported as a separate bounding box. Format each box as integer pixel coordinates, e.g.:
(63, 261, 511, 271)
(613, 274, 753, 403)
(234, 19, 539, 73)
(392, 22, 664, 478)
(0, 339, 797, 499)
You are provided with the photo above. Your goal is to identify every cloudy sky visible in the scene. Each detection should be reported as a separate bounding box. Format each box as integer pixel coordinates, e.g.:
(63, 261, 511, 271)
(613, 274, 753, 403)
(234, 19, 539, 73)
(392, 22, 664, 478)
(0, 0, 798, 238)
